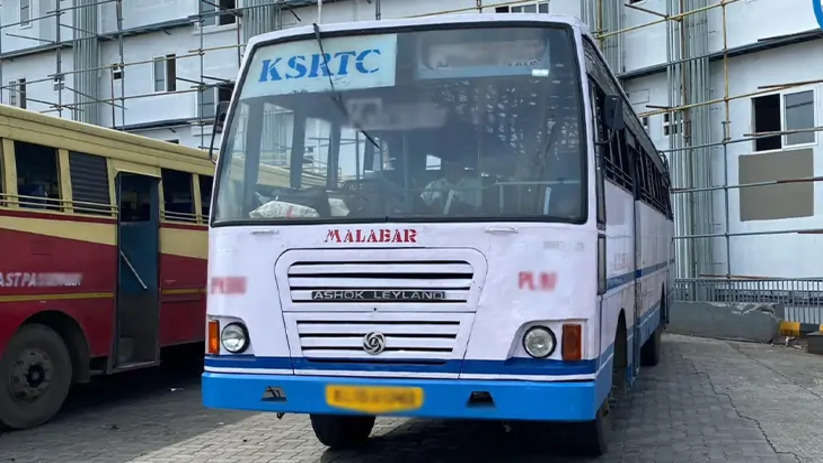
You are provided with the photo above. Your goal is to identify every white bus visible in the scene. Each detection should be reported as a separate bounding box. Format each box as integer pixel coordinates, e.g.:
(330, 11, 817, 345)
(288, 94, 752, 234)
(202, 14, 673, 455)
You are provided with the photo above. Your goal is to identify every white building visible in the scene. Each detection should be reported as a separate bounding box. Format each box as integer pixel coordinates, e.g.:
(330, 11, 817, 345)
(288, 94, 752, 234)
(1, 0, 822, 281)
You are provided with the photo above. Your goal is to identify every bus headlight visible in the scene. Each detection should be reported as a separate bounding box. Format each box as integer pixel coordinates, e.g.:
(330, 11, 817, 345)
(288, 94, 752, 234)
(221, 323, 249, 353)
(523, 326, 556, 358)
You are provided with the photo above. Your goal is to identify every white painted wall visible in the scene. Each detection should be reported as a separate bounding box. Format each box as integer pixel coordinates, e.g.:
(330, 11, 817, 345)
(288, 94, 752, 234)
(0, 50, 74, 117)
(721, 41, 823, 278)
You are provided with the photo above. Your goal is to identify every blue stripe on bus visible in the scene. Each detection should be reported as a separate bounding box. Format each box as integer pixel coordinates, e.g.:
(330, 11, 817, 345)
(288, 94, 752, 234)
(205, 355, 293, 369)
(637, 302, 662, 345)
(606, 260, 670, 292)
(205, 344, 615, 376)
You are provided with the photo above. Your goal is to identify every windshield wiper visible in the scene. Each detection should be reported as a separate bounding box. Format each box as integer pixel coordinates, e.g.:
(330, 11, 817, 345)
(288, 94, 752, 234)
(312, 23, 380, 151)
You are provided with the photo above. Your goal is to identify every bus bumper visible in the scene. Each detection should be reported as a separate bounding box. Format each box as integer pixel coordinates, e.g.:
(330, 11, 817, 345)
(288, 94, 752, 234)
(202, 372, 610, 422)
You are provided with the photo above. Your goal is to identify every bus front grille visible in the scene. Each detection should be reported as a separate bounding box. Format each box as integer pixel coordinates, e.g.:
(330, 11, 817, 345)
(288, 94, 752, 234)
(275, 248, 487, 312)
(287, 260, 474, 304)
(283, 312, 474, 363)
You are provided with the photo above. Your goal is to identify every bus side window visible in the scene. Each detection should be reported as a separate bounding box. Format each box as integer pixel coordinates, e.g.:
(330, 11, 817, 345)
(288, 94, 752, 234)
(199, 174, 213, 219)
(0, 141, 4, 206)
(162, 169, 195, 222)
(589, 79, 606, 227)
(69, 152, 110, 216)
(15, 141, 61, 211)
(635, 146, 647, 200)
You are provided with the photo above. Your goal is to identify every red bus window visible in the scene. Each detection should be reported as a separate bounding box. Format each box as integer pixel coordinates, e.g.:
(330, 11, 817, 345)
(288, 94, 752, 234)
(15, 141, 60, 211)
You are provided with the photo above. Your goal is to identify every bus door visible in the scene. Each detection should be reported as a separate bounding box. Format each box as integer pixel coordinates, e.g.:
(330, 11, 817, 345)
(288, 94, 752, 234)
(114, 173, 160, 368)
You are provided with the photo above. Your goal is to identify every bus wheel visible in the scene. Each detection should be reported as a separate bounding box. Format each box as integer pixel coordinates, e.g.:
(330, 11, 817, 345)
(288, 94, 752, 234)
(310, 414, 375, 449)
(571, 399, 610, 456)
(640, 325, 662, 367)
(0, 324, 73, 429)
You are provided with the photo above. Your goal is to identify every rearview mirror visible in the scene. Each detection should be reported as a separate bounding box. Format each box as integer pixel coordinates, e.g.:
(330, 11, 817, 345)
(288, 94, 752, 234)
(604, 95, 625, 131)
(209, 101, 231, 163)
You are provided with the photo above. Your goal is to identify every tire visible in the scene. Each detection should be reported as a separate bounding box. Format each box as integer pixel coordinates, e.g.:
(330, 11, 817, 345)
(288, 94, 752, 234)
(0, 324, 73, 429)
(310, 414, 375, 449)
(641, 325, 662, 367)
(571, 399, 610, 456)
(572, 318, 625, 456)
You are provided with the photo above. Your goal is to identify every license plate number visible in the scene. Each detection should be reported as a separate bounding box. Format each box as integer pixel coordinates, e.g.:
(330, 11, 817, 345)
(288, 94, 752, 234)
(325, 385, 424, 414)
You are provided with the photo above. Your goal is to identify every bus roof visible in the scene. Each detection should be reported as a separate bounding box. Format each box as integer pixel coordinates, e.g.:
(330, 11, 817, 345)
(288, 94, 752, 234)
(0, 103, 211, 167)
(245, 13, 589, 51)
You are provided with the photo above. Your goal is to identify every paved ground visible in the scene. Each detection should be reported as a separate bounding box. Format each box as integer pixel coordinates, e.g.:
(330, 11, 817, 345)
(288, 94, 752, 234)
(1, 334, 822, 463)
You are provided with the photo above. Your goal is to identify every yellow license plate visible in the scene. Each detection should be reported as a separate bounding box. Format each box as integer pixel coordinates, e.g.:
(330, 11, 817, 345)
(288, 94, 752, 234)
(326, 385, 424, 414)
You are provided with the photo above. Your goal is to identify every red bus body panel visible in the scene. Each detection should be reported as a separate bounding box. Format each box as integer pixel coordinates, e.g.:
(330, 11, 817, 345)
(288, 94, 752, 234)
(0, 209, 206, 363)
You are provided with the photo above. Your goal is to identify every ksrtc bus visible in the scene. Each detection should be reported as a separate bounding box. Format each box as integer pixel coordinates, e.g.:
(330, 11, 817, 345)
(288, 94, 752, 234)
(202, 14, 673, 455)
(0, 104, 214, 429)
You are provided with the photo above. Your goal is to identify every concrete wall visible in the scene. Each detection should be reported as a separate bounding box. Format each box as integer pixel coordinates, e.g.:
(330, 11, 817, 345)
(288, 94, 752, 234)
(668, 301, 781, 343)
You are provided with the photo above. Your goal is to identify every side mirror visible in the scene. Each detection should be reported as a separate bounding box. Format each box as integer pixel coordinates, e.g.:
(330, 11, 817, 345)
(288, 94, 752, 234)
(208, 101, 230, 162)
(604, 95, 625, 131)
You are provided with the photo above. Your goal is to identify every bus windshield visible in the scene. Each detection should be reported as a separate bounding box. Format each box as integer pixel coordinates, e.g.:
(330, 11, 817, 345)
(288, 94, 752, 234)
(214, 25, 585, 224)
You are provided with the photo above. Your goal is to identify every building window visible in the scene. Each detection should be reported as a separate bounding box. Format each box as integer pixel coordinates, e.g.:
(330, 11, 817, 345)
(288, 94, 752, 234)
(8, 79, 26, 109)
(20, 0, 30, 27)
(17, 79, 26, 109)
(784, 90, 815, 146)
(161, 169, 194, 221)
(752, 94, 781, 151)
(496, 1, 549, 13)
(113, 63, 123, 80)
(8, 81, 16, 107)
(663, 112, 681, 137)
(642, 116, 650, 133)
(15, 141, 60, 210)
(199, 84, 233, 119)
(200, 0, 236, 26)
(752, 91, 814, 152)
(154, 55, 176, 92)
(153, 58, 164, 92)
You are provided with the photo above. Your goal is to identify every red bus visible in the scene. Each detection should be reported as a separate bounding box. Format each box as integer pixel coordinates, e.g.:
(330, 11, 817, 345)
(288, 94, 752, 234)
(0, 104, 212, 428)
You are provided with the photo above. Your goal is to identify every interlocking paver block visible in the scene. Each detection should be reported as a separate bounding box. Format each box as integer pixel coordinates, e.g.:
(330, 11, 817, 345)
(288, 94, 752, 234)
(0, 335, 820, 462)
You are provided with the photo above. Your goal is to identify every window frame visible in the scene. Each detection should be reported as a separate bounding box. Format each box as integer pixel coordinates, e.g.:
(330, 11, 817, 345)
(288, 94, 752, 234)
(165, 54, 177, 92)
(198, 84, 233, 119)
(161, 169, 196, 223)
(751, 87, 817, 153)
(662, 111, 681, 137)
(153, 57, 166, 92)
(199, 174, 213, 221)
(13, 141, 62, 211)
(20, 0, 31, 28)
(17, 78, 26, 110)
(198, 0, 238, 29)
(0, 141, 4, 206)
(8, 81, 17, 107)
(198, 85, 216, 119)
(8, 79, 26, 109)
(782, 88, 816, 148)
(68, 151, 112, 216)
(153, 55, 177, 92)
(495, 1, 549, 13)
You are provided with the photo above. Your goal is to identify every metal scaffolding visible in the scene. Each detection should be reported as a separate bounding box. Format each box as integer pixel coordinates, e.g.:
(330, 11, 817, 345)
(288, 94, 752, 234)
(1, 0, 822, 314)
